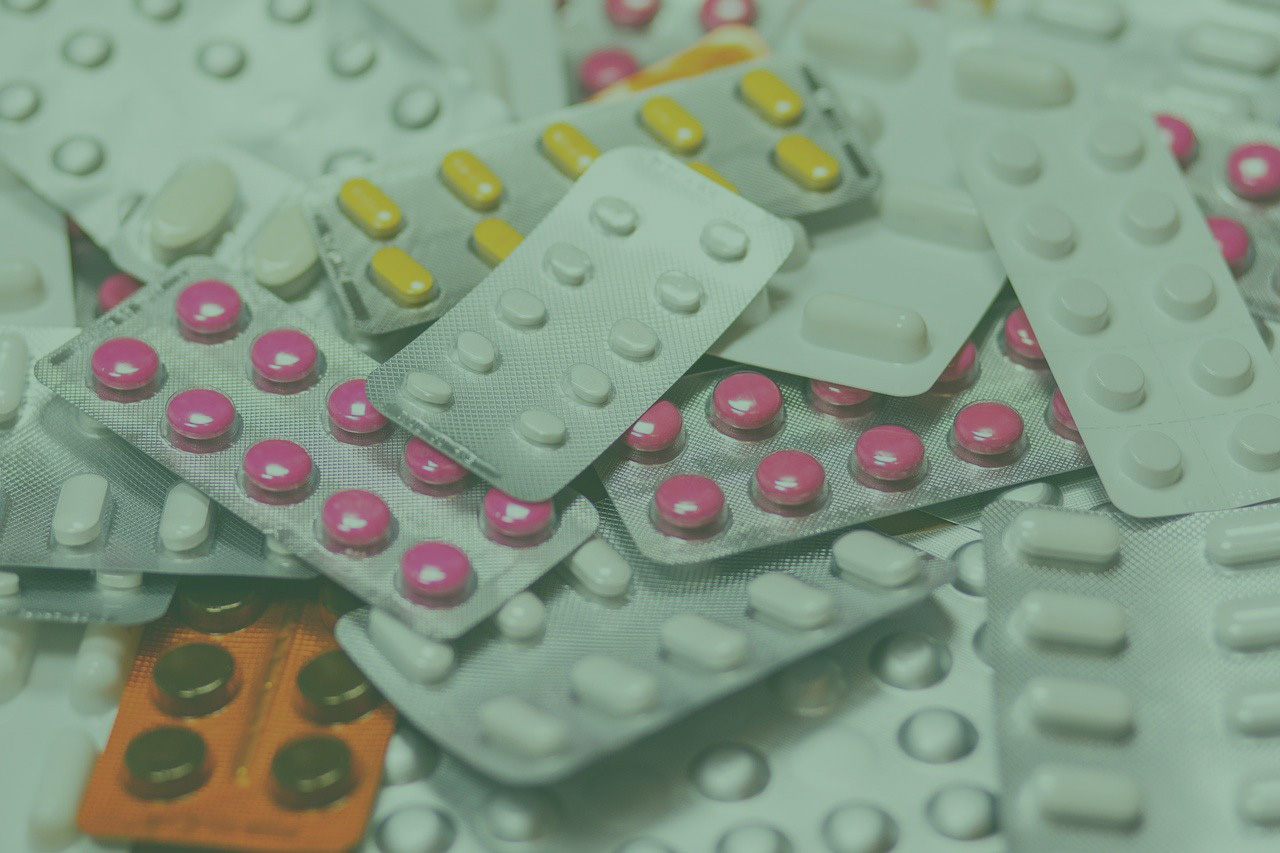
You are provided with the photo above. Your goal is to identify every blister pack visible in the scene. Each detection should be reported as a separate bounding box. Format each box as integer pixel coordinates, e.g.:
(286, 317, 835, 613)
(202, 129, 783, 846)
(335, 498, 953, 785)
(589, 24, 770, 102)
(304, 57, 878, 335)
(366, 147, 794, 502)
(79, 578, 395, 852)
(0, 568, 175, 626)
(983, 500, 1280, 850)
(951, 107, 1280, 516)
(0, 326, 307, 579)
(597, 295, 1091, 564)
(927, 467, 1111, 533)
(33, 259, 599, 639)
(365, 0, 569, 118)
(0, 162, 74, 327)
(559, 0, 802, 97)
(0, 0, 508, 281)
(711, 0, 1122, 395)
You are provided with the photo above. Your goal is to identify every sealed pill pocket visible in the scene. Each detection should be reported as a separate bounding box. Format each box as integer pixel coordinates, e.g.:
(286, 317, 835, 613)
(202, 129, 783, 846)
(0, 566, 176, 625)
(79, 578, 394, 852)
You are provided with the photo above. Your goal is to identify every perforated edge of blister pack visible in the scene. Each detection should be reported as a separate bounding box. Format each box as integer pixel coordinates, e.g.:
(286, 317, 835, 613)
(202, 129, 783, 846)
(0, 567, 175, 625)
(32, 259, 599, 640)
(336, 499, 953, 786)
(597, 296, 1091, 565)
(982, 500, 1280, 851)
(365, 147, 794, 502)
(0, 326, 310, 580)
(304, 57, 879, 335)
(951, 107, 1280, 516)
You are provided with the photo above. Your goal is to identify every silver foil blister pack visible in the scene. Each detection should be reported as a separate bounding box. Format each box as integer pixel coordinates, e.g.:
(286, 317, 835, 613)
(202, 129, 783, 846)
(336, 499, 953, 786)
(33, 259, 599, 640)
(596, 296, 1093, 565)
(366, 147, 795, 503)
(927, 467, 1111, 534)
(304, 57, 880, 335)
(983, 500, 1280, 851)
(0, 567, 175, 626)
(0, 326, 308, 579)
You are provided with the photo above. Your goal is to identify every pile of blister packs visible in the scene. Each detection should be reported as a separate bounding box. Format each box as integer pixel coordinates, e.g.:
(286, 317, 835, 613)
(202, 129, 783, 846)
(4, 1, 1280, 850)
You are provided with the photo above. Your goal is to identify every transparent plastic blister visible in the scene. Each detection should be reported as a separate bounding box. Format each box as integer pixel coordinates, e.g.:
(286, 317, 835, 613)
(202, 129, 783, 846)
(597, 296, 1091, 565)
(366, 147, 794, 502)
(0, 0, 508, 279)
(952, 107, 1280, 517)
(33, 259, 599, 640)
(0, 568, 175, 626)
(0, 162, 74, 327)
(336, 499, 954, 786)
(710, 0, 1118, 395)
(0, 326, 307, 579)
(983, 500, 1280, 851)
(304, 57, 879, 335)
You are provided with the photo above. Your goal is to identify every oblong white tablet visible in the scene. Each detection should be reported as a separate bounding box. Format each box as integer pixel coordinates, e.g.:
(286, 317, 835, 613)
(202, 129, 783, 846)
(159, 482, 212, 552)
(148, 160, 237, 264)
(1004, 508, 1121, 567)
(53, 473, 109, 547)
(0, 332, 28, 423)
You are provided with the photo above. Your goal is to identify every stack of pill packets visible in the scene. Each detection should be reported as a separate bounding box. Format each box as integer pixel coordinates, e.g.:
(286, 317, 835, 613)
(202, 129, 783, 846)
(12, 0, 1280, 850)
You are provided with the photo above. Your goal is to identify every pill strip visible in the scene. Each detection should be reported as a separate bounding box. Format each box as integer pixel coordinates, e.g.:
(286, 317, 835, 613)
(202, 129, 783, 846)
(366, 147, 794, 502)
(983, 501, 1280, 849)
(305, 57, 879, 335)
(0, 326, 306, 580)
(0, 162, 75, 326)
(34, 259, 599, 639)
(335, 498, 953, 785)
(952, 107, 1280, 516)
(597, 296, 1091, 565)
(80, 582, 394, 852)
(0, 566, 175, 625)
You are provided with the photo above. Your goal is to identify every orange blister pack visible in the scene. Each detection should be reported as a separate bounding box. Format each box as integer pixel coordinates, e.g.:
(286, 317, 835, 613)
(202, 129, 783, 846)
(79, 579, 394, 852)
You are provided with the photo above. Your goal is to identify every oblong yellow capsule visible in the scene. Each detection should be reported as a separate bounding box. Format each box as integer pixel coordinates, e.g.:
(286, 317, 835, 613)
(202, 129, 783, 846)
(739, 69, 805, 127)
(338, 178, 403, 239)
(440, 150, 503, 211)
(775, 134, 841, 191)
(369, 247, 434, 307)
(472, 218, 523, 267)
(541, 123, 600, 179)
(639, 96, 705, 155)
(688, 162, 739, 194)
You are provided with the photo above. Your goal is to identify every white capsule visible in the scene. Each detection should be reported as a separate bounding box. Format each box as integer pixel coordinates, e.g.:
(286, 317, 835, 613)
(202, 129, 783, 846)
(661, 613, 748, 672)
(70, 624, 140, 715)
(1182, 23, 1280, 75)
(159, 482, 212, 552)
(1030, 764, 1142, 829)
(53, 474, 109, 547)
(1216, 594, 1280, 651)
(1014, 590, 1126, 652)
(800, 14, 918, 77)
(571, 655, 659, 717)
(454, 331, 497, 373)
(608, 318, 659, 360)
(832, 530, 921, 587)
(953, 47, 1075, 108)
(251, 204, 319, 298)
(479, 696, 569, 758)
(1206, 506, 1280, 566)
(0, 618, 37, 703)
(747, 573, 834, 630)
(0, 332, 29, 423)
(26, 728, 98, 851)
(1004, 508, 1121, 566)
(402, 372, 453, 407)
(802, 293, 928, 363)
(496, 592, 545, 641)
(567, 536, 631, 598)
(1228, 686, 1280, 736)
(877, 181, 991, 249)
(1030, 0, 1126, 39)
(148, 160, 237, 264)
(1022, 676, 1134, 739)
(368, 609, 454, 684)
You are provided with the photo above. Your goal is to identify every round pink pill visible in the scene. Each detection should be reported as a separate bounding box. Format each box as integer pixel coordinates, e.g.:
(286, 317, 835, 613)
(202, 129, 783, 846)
(1155, 114, 1196, 168)
(1207, 216, 1253, 276)
(1051, 388, 1077, 433)
(606, 0, 660, 28)
(482, 489, 554, 539)
(166, 389, 236, 440)
(251, 329, 319, 385)
(403, 438, 469, 487)
(97, 273, 141, 314)
(578, 48, 640, 95)
(654, 474, 725, 530)
(243, 439, 313, 493)
(1003, 307, 1044, 363)
(809, 379, 873, 408)
(712, 372, 783, 433)
(854, 425, 926, 483)
(755, 450, 825, 507)
(936, 341, 979, 385)
(400, 543, 472, 601)
(322, 490, 392, 549)
(953, 402, 1025, 456)
(700, 0, 756, 29)
(327, 379, 388, 435)
(91, 337, 160, 391)
(175, 279, 242, 335)
(625, 400, 683, 453)
(1227, 143, 1280, 201)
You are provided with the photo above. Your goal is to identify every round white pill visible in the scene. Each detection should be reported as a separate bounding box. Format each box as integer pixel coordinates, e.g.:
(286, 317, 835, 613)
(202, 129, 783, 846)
(564, 363, 611, 405)
(986, 131, 1041, 184)
(870, 632, 950, 689)
(0, 83, 39, 121)
(52, 136, 104, 176)
(655, 270, 703, 313)
(402, 372, 452, 407)
(497, 288, 546, 328)
(268, 0, 312, 22)
(375, 805, 456, 853)
(135, 0, 182, 20)
(1085, 354, 1145, 410)
(1121, 430, 1182, 488)
(1087, 119, 1145, 170)
(591, 197, 638, 235)
(1121, 190, 1180, 244)
(543, 243, 592, 286)
(692, 744, 770, 801)
(454, 331, 496, 373)
(62, 31, 112, 67)
(496, 591, 545, 641)
(1155, 263, 1216, 319)
(515, 409, 567, 447)
(331, 38, 377, 76)
(1051, 278, 1109, 333)
(927, 786, 997, 840)
(1192, 338, 1253, 395)
(1018, 204, 1075, 258)
(0, 259, 45, 311)
(1231, 414, 1280, 471)
(198, 41, 246, 78)
(392, 85, 441, 129)
(608, 318, 658, 360)
(898, 709, 977, 763)
(701, 220, 750, 261)
(822, 803, 897, 853)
